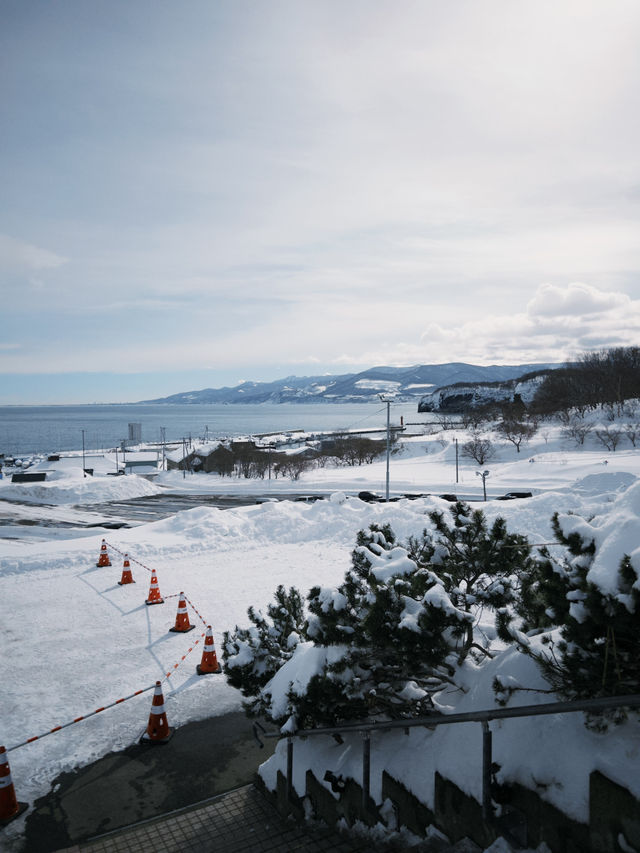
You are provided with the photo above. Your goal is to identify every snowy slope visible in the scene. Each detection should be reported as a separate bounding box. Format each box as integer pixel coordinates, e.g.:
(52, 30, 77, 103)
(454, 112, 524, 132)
(1, 419, 640, 850)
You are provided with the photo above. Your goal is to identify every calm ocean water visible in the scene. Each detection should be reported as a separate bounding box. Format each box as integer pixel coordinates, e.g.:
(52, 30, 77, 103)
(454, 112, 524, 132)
(0, 402, 422, 456)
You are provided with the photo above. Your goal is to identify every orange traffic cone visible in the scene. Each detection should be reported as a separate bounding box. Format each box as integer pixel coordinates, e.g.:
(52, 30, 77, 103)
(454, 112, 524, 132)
(118, 554, 135, 585)
(96, 539, 111, 567)
(169, 592, 194, 633)
(140, 682, 173, 744)
(145, 569, 164, 605)
(0, 746, 28, 826)
(197, 626, 222, 675)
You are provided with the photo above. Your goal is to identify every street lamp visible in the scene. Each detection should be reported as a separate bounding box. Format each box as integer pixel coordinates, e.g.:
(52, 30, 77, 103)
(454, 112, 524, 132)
(81, 429, 86, 478)
(476, 469, 490, 501)
(379, 395, 395, 501)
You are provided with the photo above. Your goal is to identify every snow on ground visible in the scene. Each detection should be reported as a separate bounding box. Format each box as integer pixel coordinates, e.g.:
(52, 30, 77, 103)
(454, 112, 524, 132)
(1, 419, 640, 849)
(0, 457, 163, 505)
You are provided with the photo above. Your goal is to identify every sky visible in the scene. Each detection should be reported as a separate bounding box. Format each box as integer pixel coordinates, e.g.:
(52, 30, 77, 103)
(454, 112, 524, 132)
(1, 0, 640, 404)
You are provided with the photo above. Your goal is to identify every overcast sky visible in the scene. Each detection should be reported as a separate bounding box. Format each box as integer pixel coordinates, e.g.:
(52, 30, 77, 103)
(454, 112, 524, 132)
(2, 0, 639, 403)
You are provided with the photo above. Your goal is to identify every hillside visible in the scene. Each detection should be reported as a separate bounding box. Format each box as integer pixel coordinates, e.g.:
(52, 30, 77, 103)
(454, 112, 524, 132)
(141, 362, 559, 405)
(418, 370, 550, 412)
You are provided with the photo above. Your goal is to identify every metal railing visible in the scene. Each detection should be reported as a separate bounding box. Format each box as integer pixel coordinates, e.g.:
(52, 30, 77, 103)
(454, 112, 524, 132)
(254, 694, 640, 821)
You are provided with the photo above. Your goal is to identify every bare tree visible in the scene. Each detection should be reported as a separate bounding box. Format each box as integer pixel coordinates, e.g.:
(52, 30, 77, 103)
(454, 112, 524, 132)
(498, 419, 537, 453)
(461, 436, 495, 465)
(561, 418, 593, 447)
(624, 423, 640, 447)
(604, 404, 618, 423)
(461, 410, 491, 430)
(274, 456, 311, 480)
(595, 427, 623, 452)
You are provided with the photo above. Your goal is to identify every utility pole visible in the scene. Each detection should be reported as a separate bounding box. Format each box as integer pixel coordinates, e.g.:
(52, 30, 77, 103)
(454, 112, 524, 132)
(379, 395, 393, 501)
(160, 427, 166, 471)
(455, 438, 459, 483)
(81, 429, 86, 478)
(183, 438, 187, 479)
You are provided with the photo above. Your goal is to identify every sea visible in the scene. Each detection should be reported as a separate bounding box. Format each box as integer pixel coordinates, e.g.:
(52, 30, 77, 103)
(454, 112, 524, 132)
(0, 401, 424, 457)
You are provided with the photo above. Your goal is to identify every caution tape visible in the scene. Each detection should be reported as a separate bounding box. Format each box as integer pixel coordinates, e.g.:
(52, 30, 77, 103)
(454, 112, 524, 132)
(162, 632, 207, 680)
(103, 542, 210, 628)
(7, 684, 156, 753)
(184, 595, 208, 627)
(152, 593, 207, 627)
(104, 540, 153, 574)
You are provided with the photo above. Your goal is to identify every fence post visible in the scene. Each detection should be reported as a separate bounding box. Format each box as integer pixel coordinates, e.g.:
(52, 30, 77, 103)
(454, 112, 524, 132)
(482, 721, 492, 821)
(362, 730, 371, 812)
(287, 737, 293, 802)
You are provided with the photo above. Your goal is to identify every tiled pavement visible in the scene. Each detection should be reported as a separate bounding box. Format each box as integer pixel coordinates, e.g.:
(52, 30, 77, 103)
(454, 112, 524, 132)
(59, 784, 375, 853)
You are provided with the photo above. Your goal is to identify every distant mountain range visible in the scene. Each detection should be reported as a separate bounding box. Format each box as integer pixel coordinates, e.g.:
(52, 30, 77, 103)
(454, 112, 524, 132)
(140, 362, 560, 405)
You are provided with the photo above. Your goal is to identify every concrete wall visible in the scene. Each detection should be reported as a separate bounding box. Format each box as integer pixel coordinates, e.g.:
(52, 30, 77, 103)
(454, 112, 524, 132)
(263, 763, 640, 852)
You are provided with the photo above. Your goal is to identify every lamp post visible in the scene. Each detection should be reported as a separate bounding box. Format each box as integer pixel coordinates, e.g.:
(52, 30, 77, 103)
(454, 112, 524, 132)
(379, 395, 394, 501)
(476, 469, 490, 501)
(81, 429, 86, 478)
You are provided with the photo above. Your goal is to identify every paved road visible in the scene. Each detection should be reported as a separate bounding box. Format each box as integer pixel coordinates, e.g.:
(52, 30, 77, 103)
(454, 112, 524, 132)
(0, 493, 328, 537)
(90, 492, 325, 524)
(21, 711, 276, 853)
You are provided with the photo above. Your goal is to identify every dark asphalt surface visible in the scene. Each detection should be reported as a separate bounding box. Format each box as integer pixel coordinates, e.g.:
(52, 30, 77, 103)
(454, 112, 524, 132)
(0, 492, 328, 534)
(90, 492, 326, 524)
(20, 711, 276, 853)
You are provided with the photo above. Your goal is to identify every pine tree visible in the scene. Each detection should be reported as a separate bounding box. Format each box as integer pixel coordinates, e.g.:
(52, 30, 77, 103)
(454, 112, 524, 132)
(427, 502, 533, 662)
(499, 513, 640, 720)
(291, 523, 467, 727)
(222, 585, 306, 716)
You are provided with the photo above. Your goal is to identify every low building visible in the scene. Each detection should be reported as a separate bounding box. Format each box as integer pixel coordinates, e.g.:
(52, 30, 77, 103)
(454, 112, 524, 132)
(122, 451, 158, 474)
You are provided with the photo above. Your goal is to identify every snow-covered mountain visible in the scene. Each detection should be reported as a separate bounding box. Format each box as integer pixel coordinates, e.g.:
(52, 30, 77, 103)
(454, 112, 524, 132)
(142, 362, 559, 405)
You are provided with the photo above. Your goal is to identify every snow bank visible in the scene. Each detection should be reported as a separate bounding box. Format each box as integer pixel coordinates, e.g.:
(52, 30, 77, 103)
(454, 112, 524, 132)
(0, 468, 163, 504)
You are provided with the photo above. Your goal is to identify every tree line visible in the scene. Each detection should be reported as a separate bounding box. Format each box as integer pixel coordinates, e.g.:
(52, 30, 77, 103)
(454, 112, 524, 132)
(532, 347, 640, 415)
(182, 434, 390, 480)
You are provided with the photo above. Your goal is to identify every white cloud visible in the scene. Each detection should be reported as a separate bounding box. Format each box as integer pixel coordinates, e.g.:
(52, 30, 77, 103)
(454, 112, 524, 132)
(0, 234, 67, 275)
(527, 282, 630, 318)
(413, 283, 640, 365)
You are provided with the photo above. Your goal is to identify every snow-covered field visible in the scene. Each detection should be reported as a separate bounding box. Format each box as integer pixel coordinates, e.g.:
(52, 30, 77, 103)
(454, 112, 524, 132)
(1, 420, 639, 850)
